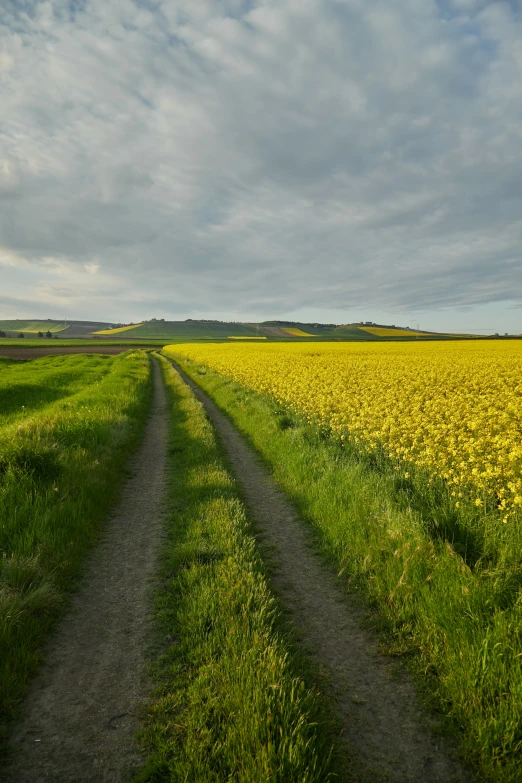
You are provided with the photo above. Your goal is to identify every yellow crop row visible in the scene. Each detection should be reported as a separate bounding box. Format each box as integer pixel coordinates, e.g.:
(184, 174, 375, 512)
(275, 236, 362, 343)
(281, 328, 317, 337)
(164, 341, 522, 520)
(93, 324, 143, 335)
(359, 327, 426, 337)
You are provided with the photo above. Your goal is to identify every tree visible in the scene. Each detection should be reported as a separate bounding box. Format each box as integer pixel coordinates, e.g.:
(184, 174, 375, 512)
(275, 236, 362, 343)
(38, 331, 43, 338)
(18, 333, 24, 338)
(46, 331, 52, 339)
(0, 330, 6, 338)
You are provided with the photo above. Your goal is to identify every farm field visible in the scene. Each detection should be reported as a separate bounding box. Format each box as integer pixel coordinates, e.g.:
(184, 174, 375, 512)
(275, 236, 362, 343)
(6, 338, 521, 780)
(164, 340, 522, 782)
(0, 317, 493, 343)
(0, 321, 69, 334)
(93, 320, 262, 339)
(166, 341, 522, 519)
(0, 351, 151, 753)
(93, 323, 145, 335)
(0, 320, 113, 337)
(0, 343, 162, 360)
(107, 320, 462, 341)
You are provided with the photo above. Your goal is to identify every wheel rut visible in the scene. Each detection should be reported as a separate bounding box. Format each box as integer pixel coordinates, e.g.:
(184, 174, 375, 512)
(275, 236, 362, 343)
(172, 360, 471, 783)
(2, 357, 168, 783)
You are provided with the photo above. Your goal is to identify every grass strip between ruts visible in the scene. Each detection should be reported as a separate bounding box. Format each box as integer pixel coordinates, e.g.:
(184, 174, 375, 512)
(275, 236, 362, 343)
(135, 355, 333, 782)
(0, 351, 152, 756)
(165, 352, 522, 783)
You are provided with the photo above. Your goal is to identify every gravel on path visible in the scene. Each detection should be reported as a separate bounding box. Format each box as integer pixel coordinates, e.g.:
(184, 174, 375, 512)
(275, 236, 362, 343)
(2, 357, 168, 783)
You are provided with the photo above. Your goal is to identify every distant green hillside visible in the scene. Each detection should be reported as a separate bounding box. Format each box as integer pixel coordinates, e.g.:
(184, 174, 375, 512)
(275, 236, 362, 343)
(332, 325, 380, 339)
(261, 321, 454, 340)
(0, 317, 474, 342)
(125, 320, 382, 340)
(0, 320, 113, 337)
(0, 320, 68, 334)
(261, 321, 381, 339)
(115, 321, 261, 339)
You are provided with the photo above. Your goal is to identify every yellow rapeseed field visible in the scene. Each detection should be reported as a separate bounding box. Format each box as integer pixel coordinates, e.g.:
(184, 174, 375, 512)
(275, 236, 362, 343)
(359, 326, 426, 337)
(281, 327, 317, 337)
(164, 341, 522, 520)
(93, 323, 143, 335)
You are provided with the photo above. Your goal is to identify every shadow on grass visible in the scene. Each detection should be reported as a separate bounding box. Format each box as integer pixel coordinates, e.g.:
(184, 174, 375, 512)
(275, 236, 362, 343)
(0, 384, 69, 418)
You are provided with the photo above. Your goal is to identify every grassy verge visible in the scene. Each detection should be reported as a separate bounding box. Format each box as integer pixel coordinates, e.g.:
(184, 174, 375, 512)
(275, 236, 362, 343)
(0, 351, 152, 753)
(136, 355, 334, 782)
(167, 353, 522, 783)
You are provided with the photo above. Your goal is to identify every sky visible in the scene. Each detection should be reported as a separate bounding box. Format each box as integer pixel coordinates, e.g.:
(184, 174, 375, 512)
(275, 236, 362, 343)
(1, 0, 522, 333)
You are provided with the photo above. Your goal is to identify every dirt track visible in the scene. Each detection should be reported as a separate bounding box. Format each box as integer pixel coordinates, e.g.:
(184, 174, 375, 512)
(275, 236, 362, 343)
(171, 360, 471, 783)
(3, 358, 168, 783)
(0, 346, 155, 360)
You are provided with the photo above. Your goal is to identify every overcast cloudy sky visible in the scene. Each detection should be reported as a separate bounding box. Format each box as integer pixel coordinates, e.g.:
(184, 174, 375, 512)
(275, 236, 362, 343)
(1, 0, 522, 331)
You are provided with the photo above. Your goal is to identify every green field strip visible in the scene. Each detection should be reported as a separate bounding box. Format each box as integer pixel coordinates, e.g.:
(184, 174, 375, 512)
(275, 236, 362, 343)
(136, 356, 336, 782)
(0, 351, 152, 756)
(0, 321, 69, 334)
(167, 353, 522, 783)
(120, 321, 260, 339)
(0, 354, 115, 426)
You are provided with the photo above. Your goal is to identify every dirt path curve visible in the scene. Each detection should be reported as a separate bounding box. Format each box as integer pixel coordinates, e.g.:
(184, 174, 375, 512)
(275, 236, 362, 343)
(172, 361, 471, 783)
(2, 357, 168, 783)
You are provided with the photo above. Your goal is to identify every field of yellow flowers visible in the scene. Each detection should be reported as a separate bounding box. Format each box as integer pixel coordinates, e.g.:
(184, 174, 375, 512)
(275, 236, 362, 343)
(166, 341, 522, 520)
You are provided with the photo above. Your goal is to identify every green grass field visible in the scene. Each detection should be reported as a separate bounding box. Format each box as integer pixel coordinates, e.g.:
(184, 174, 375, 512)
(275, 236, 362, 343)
(136, 356, 336, 781)
(168, 351, 522, 783)
(0, 351, 152, 753)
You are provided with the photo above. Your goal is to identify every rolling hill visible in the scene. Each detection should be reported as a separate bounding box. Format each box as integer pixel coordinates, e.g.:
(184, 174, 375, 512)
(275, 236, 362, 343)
(0, 320, 69, 334)
(0, 318, 484, 342)
(113, 321, 261, 339)
(0, 320, 112, 337)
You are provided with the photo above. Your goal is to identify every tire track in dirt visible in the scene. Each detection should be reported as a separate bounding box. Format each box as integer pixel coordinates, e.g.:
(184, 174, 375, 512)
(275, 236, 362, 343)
(2, 357, 168, 783)
(172, 360, 472, 783)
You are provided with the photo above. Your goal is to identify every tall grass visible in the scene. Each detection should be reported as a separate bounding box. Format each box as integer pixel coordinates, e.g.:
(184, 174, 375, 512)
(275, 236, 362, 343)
(136, 356, 334, 782)
(169, 354, 522, 783)
(0, 353, 116, 425)
(0, 352, 151, 753)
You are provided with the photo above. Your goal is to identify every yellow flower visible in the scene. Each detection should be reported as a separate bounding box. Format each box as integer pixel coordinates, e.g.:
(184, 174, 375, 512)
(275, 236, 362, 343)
(164, 339, 522, 522)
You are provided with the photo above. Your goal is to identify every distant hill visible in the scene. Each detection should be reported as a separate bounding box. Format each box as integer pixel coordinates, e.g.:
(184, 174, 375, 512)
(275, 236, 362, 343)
(0, 319, 112, 337)
(0, 320, 69, 335)
(109, 321, 261, 339)
(89, 319, 469, 341)
(0, 318, 483, 341)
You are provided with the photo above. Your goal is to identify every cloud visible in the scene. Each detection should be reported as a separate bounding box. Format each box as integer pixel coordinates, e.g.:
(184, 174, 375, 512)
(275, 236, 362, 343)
(1, 0, 522, 323)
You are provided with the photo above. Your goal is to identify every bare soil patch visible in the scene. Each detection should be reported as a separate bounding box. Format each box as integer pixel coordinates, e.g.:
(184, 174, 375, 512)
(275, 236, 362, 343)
(2, 358, 168, 783)
(0, 346, 154, 360)
(174, 361, 471, 783)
